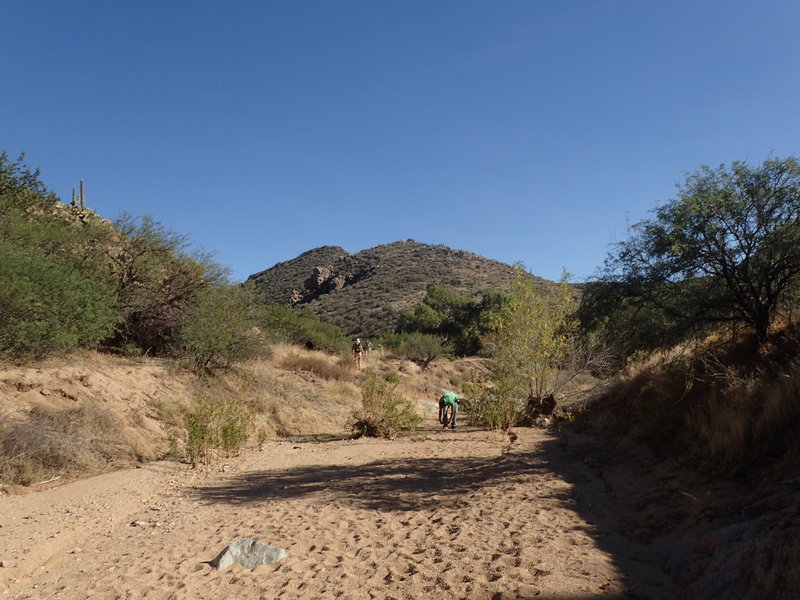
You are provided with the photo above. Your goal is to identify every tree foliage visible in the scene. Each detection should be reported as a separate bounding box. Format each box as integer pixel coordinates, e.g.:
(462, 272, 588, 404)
(0, 241, 119, 359)
(258, 304, 350, 354)
(175, 282, 265, 369)
(379, 331, 449, 367)
(0, 152, 57, 218)
(593, 157, 800, 348)
(0, 153, 119, 359)
(105, 213, 227, 354)
(468, 267, 581, 429)
(576, 281, 685, 360)
(398, 285, 505, 356)
(0, 152, 269, 365)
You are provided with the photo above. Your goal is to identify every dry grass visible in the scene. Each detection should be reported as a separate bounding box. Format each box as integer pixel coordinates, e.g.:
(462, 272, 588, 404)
(274, 346, 355, 381)
(146, 394, 188, 428)
(0, 404, 137, 485)
(224, 349, 363, 439)
(684, 363, 800, 474)
(578, 331, 800, 475)
(0, 347, 365, 485)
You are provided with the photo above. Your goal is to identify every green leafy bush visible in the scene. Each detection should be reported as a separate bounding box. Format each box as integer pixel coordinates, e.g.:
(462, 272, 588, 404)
(0, 152, 273, 367)
(397, 285, 506, 356)
(108, 214, 226, 355)
(184, 395, 254, 465)
(0, 242, 119, 359)
(460, 389, 520, 431)
(352, 370, 421, 438)
(175, 282, 264, 369)
(0, 153, 120, 360)
(380, 331, 449, 367)
(468, 267, 584, 430)
(259, 304, 350, 354)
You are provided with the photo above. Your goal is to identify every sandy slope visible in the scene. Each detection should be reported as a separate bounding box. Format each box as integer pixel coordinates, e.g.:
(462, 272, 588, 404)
(0, 416, 676, 600)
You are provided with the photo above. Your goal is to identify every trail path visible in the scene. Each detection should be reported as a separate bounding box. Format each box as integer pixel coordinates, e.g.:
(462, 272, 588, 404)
(1, 423, 675, 600)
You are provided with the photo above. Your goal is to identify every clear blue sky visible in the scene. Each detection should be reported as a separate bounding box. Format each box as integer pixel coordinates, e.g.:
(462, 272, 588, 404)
(3, 1, 799, 283)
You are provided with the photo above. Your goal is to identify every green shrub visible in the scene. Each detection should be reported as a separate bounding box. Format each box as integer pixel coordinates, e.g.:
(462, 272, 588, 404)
(380, 331, 448, 367)
(108, 214, 226, 356)
(0, 241, 119, 359)
(0, 153, 120, 361)
(0, 153, 275, 366)
(184, 395, 254, 465)
(352, 370, 421, 438)
(258, 304, 350, 354)
(460, 387, 521, 431)
(397, 285, 506, 356)
(470, 267, 582, 430)
(175, 282, 264, 369)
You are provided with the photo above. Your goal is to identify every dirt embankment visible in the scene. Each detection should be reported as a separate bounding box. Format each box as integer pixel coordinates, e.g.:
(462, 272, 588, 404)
(0, 349, 364, 486)
(0, 348, 484, 487)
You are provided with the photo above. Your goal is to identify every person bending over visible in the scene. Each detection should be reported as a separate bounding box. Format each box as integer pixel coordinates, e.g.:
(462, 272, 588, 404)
(438, 392, 460, 429)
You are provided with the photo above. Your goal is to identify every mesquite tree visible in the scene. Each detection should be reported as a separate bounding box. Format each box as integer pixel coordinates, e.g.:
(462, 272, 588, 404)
(599, 157, 800, 346)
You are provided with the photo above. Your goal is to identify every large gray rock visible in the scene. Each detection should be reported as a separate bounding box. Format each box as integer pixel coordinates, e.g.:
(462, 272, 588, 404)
(210, 539, 287, 570)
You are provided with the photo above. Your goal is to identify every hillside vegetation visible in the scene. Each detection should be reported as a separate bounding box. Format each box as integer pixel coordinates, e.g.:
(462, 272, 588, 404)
(247, 240, 556, 337)
(0, 152, 353, 364)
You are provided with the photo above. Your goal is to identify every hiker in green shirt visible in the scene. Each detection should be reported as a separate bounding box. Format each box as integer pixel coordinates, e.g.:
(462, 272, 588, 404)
(438, 392, 460, 429)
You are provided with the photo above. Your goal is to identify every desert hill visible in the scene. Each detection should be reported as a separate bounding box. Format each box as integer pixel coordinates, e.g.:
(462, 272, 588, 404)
(247, 240, 554, 337)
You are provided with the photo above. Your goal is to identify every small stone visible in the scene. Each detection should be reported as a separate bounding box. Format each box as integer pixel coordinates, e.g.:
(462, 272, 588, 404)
(131, 520, 148, 527)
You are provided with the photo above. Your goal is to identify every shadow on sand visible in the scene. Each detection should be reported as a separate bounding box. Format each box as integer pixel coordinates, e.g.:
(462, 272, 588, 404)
(190, 426, 676, 599)
(192, 438, 553, 513)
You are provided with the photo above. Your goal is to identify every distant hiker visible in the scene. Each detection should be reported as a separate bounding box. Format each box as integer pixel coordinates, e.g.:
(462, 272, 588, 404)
(438, 392, 460, 429)
(365, 340, 373, 353)
(352, 338, 364, 370)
